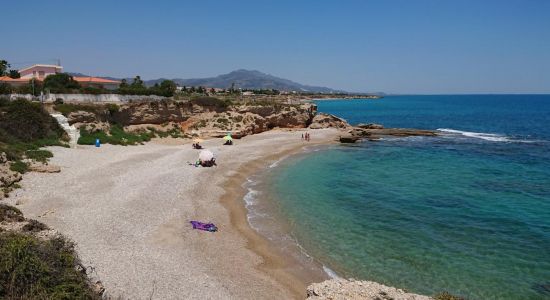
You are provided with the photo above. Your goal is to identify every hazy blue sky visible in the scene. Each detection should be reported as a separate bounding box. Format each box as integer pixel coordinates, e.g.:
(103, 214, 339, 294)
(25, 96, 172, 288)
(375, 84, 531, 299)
(3, 0, 550, 94)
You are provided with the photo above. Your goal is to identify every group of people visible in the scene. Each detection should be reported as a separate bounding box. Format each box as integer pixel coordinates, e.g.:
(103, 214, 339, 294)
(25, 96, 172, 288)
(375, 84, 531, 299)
(192, 143, 203, 149)
(302, 132, 311, 142)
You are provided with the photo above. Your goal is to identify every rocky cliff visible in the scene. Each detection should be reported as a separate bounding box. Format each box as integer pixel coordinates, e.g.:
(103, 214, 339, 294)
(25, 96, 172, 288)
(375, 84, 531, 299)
(62, 100, 317, 139)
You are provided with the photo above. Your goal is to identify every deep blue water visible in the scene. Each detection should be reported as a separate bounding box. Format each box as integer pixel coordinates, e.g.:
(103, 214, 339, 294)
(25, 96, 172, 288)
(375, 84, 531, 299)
(267, 95, 550, 299)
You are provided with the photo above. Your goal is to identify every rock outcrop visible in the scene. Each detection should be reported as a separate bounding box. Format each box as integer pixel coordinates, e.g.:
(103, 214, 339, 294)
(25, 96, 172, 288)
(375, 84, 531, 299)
(63, 100, 318, 140)
(306, 279, 432, 300)
(309, 113, 351, 129)
(350, 127, 438, 140)
(357, 123, 384, 129)
(27, 162, 61, 173)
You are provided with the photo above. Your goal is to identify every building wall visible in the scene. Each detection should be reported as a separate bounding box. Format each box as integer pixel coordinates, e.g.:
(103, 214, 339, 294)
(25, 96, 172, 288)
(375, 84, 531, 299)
(20, 66, 61, 80)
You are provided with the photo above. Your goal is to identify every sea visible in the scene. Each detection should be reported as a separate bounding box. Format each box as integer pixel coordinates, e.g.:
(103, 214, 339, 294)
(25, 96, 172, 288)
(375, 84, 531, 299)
(243, 95, 550, 300)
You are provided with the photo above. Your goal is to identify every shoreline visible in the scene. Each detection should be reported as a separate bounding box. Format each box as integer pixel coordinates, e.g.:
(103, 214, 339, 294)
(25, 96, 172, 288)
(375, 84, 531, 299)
(218, 137, 338, 298)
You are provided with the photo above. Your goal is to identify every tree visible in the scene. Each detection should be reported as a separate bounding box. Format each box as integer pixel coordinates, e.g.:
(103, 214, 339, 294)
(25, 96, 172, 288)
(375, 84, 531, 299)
(119, 79, 128, 88)
(0, 60, 9, 76)
(131, 76, 144, 88)
(9, 70, 20, 79)
(159, 80, 177, 97)
(43, 73, 80, 93)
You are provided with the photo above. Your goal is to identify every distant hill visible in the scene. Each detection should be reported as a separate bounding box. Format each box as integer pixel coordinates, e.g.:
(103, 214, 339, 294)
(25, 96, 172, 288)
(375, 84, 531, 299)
(69, 69, 345, 93)
(165, 70, 342, 93)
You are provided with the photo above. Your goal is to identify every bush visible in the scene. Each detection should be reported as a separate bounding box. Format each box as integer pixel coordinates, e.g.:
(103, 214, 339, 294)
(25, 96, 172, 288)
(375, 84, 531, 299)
(106, 103, 119, 114)
(0, 204, 24, 222)
(190, 96, 229, 109)
(9, 161, 28, 174)
(0, 232, 99, 299)
(0, 99, 65, 163)
(53, 103, 102, 116)
(25, 149, 53, 163)
(22, 219, 49, 232)
(78, 125, 153, 146)
(0, 99, 64, 142)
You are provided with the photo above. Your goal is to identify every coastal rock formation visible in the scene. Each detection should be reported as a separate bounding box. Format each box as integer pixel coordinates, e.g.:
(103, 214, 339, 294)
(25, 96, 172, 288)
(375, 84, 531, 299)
(339, 135, 361, 143)
(111, 100, 195, 125)
(306, 279, 432, 300)
(67, 111, 97, 123)
(62, 100, 318, 139)
(309, 113, 351, 129)
(350, 127, 438, 139)
(357, 123, 384, 129)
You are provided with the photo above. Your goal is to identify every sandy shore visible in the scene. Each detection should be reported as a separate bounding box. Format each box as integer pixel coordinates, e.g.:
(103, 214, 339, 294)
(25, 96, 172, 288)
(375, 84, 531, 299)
(6, 128, 340, 299)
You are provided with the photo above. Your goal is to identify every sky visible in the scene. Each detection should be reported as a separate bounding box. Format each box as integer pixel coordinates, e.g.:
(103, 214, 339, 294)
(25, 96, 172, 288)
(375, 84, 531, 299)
(2, 0, 550, 94)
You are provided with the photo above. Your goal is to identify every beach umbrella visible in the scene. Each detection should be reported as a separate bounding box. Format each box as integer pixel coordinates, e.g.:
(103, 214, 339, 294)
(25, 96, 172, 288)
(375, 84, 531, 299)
(199, 149, 214, 161)
(193, 138, 204, 143)
(223, 135, 232, 141)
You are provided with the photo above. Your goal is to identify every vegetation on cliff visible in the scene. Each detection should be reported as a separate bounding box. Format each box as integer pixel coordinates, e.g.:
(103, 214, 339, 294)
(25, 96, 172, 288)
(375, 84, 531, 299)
(0, 98, 66, 166)
(78, 125, 155, 146)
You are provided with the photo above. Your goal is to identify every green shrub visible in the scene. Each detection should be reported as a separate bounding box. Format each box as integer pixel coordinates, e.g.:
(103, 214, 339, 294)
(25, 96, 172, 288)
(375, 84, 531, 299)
(106, 103, 119, 114)
(190, 96, 228, 109)
(9, 161, 28, 174)
(25, 149, 53, 163)
(0, 99, 64, 142)
(0, 232, 99, 299)
(78, 125, 153, 146)
(53, 103, 102, 116)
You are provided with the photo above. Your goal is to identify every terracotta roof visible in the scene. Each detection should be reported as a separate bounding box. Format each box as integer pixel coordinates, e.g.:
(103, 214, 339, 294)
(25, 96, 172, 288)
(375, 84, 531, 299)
(0, 76, 30, 83)
(73, 76, 120, 84)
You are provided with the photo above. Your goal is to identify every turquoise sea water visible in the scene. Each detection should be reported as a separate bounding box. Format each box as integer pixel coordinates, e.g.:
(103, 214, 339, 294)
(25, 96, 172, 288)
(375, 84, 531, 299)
(261, 95, 550, 299)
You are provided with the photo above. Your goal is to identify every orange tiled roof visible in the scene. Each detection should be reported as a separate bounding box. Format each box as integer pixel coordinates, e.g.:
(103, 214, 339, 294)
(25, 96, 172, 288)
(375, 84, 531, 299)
(0, 76, 30, 83)
(73, 76, 120, 84)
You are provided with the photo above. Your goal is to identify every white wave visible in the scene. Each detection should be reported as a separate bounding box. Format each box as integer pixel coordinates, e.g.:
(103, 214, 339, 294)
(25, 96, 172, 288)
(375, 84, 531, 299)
(269, 155, 288, 168)
(323, 265, 342, 279)
(437, 128, 513, 142)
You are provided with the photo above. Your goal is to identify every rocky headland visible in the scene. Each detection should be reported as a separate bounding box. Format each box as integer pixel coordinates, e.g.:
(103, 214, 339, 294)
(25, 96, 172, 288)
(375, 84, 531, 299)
(306, 279, 432, 300)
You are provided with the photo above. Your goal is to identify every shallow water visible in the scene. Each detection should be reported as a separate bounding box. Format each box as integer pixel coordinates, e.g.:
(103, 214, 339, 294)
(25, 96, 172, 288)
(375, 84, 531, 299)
(253, 95, 550, 299)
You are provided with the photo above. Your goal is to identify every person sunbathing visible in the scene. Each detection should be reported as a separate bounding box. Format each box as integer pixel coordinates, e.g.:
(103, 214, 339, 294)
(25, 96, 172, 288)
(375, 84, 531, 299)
(200, 158, 217, 167)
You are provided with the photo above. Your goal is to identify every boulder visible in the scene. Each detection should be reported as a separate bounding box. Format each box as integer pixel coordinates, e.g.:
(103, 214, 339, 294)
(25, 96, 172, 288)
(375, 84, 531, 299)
(339, 135, 360, 143)
(27, 162, 61, 173)
(309, 113, 351, 129)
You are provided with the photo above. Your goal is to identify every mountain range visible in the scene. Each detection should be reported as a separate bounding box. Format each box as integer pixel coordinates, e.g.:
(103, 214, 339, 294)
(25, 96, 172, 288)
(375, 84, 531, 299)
(70, 69, 343, 93)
